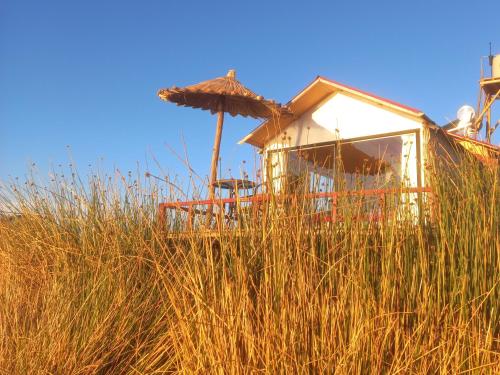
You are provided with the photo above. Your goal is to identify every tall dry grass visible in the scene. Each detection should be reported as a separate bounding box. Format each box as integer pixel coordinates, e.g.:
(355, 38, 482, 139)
(0, 152, 499, 374)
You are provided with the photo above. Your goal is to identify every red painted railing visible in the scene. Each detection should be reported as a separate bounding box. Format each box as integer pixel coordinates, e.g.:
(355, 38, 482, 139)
(159, 187, 432, 230)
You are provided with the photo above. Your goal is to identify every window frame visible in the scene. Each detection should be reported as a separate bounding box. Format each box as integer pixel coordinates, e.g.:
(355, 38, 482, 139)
(264, 129, 423, 191)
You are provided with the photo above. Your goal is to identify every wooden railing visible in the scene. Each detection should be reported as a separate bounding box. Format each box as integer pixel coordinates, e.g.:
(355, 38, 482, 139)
(158, 187, 432, 231)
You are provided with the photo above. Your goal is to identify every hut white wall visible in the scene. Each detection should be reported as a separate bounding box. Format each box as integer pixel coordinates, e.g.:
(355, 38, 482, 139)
(401, 133, 419, 187)
(263, 92, 425, 192)
(265, 92, 422, 148)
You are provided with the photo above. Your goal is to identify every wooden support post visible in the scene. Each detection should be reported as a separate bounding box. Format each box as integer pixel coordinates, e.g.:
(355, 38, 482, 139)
(476, 84, 483, 118)
(485, 93, 492, 143)
(206, 101, 225, 226)
(484, 89, 500, 143)
(476, 89, 500, 142)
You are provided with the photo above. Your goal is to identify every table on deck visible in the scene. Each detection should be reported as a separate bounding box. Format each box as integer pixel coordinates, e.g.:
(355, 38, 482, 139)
(212, 179, 257, 221)
(159, 179, 259, 229)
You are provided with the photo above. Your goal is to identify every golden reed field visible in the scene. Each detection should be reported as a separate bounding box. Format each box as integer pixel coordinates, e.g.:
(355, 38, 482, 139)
(0, 152, 499, 374)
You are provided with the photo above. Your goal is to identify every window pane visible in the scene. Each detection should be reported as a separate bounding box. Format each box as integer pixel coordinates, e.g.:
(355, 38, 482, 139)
(339, 135, 405, 190)
(267, 132, 418, 193)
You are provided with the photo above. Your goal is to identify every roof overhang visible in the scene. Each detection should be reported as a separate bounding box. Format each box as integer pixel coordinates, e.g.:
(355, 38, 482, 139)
(446, 131, 500, 157)
(239, 76, 434, 148)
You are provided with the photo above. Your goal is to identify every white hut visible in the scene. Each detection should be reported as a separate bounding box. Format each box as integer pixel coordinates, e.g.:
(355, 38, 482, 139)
(159, 75, 499, 228)
(240, 76, 498, 196)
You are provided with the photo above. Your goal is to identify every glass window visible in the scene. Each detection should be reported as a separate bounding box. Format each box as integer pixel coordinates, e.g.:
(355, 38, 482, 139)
(268, 133, 418, 193)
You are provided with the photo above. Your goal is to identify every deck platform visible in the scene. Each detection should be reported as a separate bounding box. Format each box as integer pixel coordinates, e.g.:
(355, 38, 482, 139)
(159, 187, 433, 236)
(480, 77, 500, 96)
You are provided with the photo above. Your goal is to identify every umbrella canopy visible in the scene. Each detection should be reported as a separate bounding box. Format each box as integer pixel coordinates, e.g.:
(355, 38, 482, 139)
(158, 69, 291, 118)
(158, 70, 290, 224)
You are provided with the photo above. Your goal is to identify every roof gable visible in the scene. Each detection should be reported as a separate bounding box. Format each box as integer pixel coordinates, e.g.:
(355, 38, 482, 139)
(240, 76, 432, 148)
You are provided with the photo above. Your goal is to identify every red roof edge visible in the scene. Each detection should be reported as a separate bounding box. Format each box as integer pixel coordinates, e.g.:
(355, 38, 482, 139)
(316, 76, 424, 115)
(240, 75, 434, 147)
(446, 132, 500, 152)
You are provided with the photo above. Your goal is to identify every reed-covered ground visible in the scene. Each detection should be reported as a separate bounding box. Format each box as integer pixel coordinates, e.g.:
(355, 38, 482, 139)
(0, 154, 499, 374)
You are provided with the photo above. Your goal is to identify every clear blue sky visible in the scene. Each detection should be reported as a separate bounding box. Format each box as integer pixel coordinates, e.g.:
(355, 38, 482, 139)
(1, 0, 499, 187)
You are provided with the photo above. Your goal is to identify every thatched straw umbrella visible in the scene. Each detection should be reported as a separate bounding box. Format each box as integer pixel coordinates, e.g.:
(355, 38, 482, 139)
(158, 69, 290, 221)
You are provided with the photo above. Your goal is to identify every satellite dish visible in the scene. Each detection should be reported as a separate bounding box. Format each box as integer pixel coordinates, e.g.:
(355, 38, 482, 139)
(457, 105, 475, 124)
(449, 105, 477, 136)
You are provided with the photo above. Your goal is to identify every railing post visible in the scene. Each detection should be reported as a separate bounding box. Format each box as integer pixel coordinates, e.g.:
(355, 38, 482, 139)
(379, 192, 385, 221)
(158, 204, 166, 229)
(332, 194, 337, 223)
(188, 205, 193, 231)
(215, 198, 223, 232)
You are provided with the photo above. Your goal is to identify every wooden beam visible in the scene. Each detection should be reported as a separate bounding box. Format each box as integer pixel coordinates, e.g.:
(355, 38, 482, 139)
(206, 102, 225, 225)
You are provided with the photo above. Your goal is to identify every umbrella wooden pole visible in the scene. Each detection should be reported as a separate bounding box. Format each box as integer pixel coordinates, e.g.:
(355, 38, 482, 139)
(206, 109, 224, 225)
